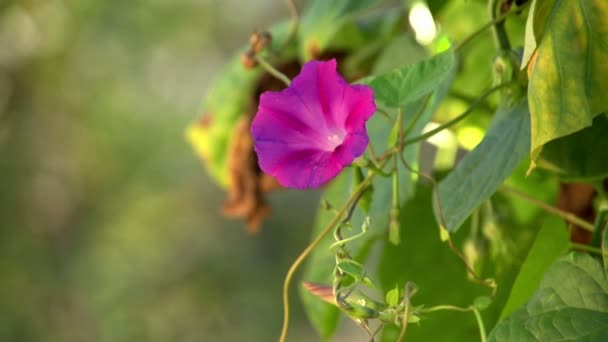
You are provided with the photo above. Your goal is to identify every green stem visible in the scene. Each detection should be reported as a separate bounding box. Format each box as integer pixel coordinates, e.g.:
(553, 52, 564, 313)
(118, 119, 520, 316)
(501, 185, 595, 232)
(472, 307, 488, 342)
(329, 217, 369, 249)
(454, 8, 513, 53)
(488, 0, 511, 52)
(256, 55, 291, 86)
(570, 242, 608, 256)
(448, 90, 494, 113)
(397, 283, 417, 341)
(421, 304, 471, 313)
(280, 0, 299, 52)
(279, 172, 377, 342)
(402, 94, 432, 138)
(389, 154, 401, 245)
(401, 82, 512, 146)
(421, 305, 487, 342)
(376, 108, 395, 123)
(591, 209, 608, 248)
(367, 144, 382, 169)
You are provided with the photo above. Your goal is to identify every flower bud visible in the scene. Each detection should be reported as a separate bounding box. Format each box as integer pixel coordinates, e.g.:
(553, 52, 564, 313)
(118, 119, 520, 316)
(240, 50, 257, 69)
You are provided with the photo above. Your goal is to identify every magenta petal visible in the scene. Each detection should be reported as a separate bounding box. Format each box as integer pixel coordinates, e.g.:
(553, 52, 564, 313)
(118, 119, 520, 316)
(333, 132, 369, 166)
(251, 103, 322, 151)
(251, 59, 376, 189)
(273, 150, 343, 190)
(343, 84, 376, 131)
(290, 59, 346, 131)
(256, 90, 326, 142)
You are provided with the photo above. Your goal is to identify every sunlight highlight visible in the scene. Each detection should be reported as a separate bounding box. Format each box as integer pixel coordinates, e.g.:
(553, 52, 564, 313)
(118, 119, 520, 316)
(408, 2, 437, 45)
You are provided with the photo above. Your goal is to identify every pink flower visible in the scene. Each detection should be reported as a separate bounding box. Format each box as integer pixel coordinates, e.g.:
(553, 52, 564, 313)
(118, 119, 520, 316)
(251, 59, 376, 189)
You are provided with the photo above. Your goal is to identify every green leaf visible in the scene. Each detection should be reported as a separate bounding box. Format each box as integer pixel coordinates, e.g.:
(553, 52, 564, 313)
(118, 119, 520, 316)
(336, 260, 365, 282)
(499, 216, 570, 320)
(365, 98, 447, 239)
(371, 35, 427, 75)
(528, 0, 608, 167)
(521, 0, 554, 69)
(385, 286, 400, 307)
(530, 0, 554, 39)
(378, 185, 483, 342)
(603, 216, 608, 279)
(521, 0, 538, 69)
(537, 114, 608, 181)
(489, 253, 608, 341)
(436, 102, 531, 232)
(474, 296, 492, 311)
(299, 0, 381, 60)
(379, 184, 541, 342)
(387, 118, 400, 147)
(364, 49, 457, 234)
(360, 50, 455, 108)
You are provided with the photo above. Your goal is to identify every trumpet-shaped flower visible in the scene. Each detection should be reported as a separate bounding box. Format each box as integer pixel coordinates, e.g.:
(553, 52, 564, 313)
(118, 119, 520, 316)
(251, 59, 375, 189)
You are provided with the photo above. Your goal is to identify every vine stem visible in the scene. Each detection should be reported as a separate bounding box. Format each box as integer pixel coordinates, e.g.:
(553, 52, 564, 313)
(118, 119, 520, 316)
(398, 82, 513, 149)
(397, 283, 417, 341)
(570, 242, 608, 256)
(279, 173, 376, 342)
(472, 307, 488, 342)
(590, 209, 608, 248)
(376, 81, 512, 164)
(255, 55, 291, 87)
(402, 94, 432, 139)
(500, 185, 595, 232)
(421, 305, 470, 313)
(488, 0, 512, 52)
(279, 0, 299, 52)
(454, 7, 514, 53)
(420, 305, 487, 342)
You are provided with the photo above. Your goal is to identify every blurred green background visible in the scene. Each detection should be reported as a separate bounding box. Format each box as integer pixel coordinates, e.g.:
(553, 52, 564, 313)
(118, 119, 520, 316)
(0, 0, 326, 341)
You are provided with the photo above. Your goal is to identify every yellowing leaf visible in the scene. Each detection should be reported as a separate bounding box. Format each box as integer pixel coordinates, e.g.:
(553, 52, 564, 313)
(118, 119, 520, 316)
(528, 0, 608, 170)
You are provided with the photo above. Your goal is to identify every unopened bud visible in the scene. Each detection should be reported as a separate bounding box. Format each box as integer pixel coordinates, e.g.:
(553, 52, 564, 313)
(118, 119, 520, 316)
(320, 199, 333, 211)
(240, 50, 257, 69)
(249, 30, 272, 53)
(249, 30, 261, 48)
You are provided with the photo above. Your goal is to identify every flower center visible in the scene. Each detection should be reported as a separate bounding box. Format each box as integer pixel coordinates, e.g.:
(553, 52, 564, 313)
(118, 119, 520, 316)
(325, 133, 345, 151)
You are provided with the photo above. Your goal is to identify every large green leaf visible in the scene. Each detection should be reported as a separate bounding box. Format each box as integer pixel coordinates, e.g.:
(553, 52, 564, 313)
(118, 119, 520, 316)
(528, 0, 608, 167)
(360, 50, 455, 109)
(378, 185, 483, 342)
(489, 253, 608, 341)
(537, 114, 608, 181)
(371, 35, 427, 75)
(499, 216, 570, 320)
(436, 102, 531, 232)
(298, 0, 382, 60)
(378, 184, 540, 341)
